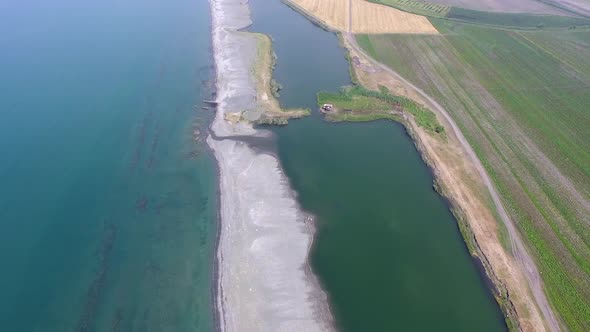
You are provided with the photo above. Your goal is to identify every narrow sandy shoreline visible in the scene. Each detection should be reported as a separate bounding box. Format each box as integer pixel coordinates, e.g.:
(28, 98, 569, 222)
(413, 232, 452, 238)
(207, 0, 334, 330)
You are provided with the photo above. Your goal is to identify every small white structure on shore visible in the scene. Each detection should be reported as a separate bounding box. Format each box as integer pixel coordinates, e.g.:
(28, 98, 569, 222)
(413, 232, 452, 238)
(321, 104, 333, 112)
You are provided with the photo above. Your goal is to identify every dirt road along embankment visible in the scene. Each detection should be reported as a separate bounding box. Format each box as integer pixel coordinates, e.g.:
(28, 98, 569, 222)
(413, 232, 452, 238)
(343, 32, 560, 332)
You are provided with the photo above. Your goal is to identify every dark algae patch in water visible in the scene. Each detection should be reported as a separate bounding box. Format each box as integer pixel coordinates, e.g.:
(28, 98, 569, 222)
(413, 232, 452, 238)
(0, 0, 217, 330)
(249, 0, 506, 330)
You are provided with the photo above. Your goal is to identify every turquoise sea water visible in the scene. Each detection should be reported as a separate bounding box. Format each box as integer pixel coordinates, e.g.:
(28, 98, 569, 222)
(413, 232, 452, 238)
(0, 0, 217, 330)
(250, 0, 507, 330)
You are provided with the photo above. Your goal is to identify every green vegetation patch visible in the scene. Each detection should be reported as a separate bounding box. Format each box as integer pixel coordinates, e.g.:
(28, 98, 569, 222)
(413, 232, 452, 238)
(368, 0, 450, 17)
(356, 35, 377, 59)
(446, 7, 590, 29)
(318, 85, 445, 134)
(318, 86, 389, 110)
(370, 0, 590, 29)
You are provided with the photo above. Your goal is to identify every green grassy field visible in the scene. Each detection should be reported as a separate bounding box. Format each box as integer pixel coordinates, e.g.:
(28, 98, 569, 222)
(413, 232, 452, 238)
(368, 0, 450, 17)
(318, 87, 391, 110)
(370, 0, 590, 29)
(318, 86, 445, 134)
(356, 22, 590, 331)
(446, 7, 590, 29)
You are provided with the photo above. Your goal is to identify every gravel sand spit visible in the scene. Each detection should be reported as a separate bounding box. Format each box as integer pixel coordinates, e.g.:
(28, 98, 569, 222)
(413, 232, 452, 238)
(208, 0, 334, 330)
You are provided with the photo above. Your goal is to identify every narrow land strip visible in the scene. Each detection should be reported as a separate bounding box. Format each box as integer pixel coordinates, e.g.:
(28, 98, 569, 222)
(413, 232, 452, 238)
(208, 0, 333, 330)
(224, 33, 309, 125)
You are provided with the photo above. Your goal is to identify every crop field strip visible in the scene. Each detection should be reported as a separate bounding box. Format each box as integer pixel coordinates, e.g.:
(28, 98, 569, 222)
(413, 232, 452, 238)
(445, 7, 590, 29)
(368, 0, 450, 17)
(351, 0, 440, 33)
(356, 23, 590, 330)
(286, 0, 439, 34)
(535, 0, 590, 18)
(287, 0, 349, 31)
(369, 0, 590, 29)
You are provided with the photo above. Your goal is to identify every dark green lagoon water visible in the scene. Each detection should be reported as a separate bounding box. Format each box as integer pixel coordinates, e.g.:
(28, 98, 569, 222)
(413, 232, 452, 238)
(0, 0, 216, 330)
(250, 0, 506, 331)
